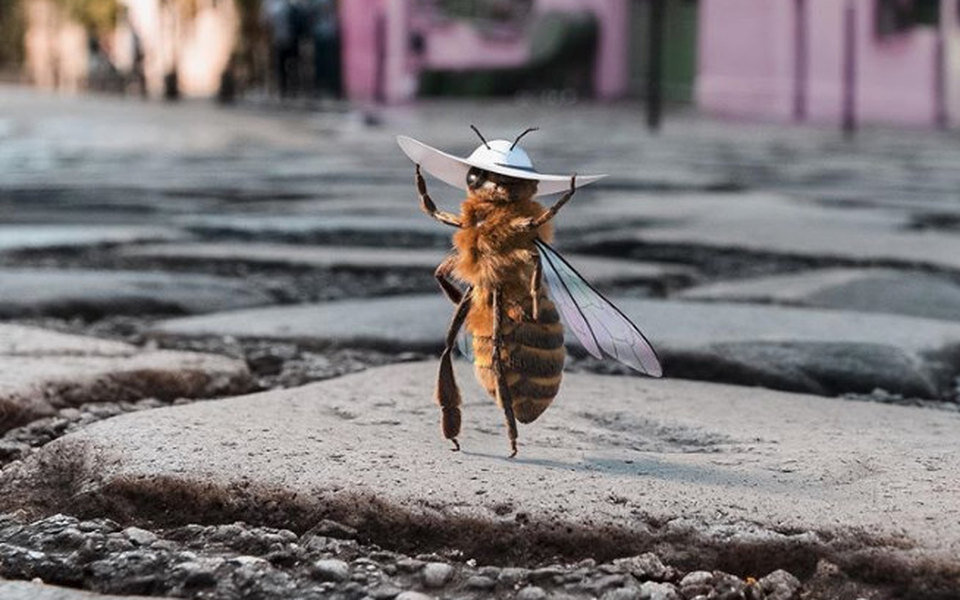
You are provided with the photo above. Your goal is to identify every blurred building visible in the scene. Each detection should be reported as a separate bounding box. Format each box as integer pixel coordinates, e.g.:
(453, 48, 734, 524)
(698, 0, 954, 127)
(23, 0, 960, 130)
(19, 0, 701, 103)
(23, 0, 238, 98)
(340, 0, 698, 103)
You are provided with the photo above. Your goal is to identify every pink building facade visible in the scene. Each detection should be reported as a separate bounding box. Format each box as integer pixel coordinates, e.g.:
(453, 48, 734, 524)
(698, 0, 955, 127)
(339, 0, 631, 103)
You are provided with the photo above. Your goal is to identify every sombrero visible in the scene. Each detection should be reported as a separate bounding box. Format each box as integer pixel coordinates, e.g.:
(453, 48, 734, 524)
(396, 126, 606, 197)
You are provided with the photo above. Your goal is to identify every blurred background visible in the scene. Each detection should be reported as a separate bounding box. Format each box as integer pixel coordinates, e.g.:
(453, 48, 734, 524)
(0, 0, 952, 125)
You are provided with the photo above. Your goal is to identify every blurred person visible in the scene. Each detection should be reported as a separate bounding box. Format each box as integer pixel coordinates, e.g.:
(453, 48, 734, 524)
(263, 0, 297, 96)
(311, 0, 340, 98)
(131, 29, 147, 98)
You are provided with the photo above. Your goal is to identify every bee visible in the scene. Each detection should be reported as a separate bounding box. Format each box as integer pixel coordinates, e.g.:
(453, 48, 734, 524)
(397, 126, 662, 457)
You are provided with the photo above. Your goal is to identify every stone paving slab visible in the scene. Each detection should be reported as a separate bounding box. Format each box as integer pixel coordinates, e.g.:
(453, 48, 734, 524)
(2, 362, 958, 595)
(557, 193, 960, 273)
(177, 214, 445, 241)
(0, 324, 132, 357)
(558, 191, 909, 233)
(0, 269, 274, 318)
(0, 325, 252, 432)
(118, 243, 696, 285)
(151, 294, 960, 399)
(0, 226, 184, 254)
(678, 268, 960, 322)
(0, 580, 166, 600)
(636, 224, 960, 273)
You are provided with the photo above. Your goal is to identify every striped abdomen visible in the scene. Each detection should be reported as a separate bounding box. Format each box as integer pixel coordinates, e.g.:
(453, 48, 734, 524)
(471, 294, 565, 423)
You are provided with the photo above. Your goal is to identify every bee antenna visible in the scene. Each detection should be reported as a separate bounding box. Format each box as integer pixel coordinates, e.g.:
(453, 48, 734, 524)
(510, 127, 539, 150)
(470, 125, 491, 149)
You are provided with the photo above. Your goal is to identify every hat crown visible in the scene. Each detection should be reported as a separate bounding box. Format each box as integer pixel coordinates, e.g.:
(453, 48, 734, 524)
(467, 139, 534, 171)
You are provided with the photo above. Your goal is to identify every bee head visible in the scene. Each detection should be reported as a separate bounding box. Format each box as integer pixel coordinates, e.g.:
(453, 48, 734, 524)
(466, 167, 537, 203)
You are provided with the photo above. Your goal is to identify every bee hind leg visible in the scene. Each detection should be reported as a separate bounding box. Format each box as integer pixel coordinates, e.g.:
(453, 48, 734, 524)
(437, 287, 472, 451)
(530, 254, 542, 321)
(493, 289, 519, 458)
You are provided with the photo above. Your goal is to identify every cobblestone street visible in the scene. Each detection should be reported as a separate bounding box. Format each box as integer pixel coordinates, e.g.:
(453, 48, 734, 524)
(2, 86, 960, 599)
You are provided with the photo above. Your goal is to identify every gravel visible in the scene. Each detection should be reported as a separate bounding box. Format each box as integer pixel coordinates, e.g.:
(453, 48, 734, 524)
(0, 513, 827, 600)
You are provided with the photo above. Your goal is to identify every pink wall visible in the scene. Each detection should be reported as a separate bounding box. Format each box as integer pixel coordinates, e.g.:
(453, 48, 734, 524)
(698, 0, 942, 126)
(339, 0, 386, 103)
(697, 0, 795, 120)
(340, 0, 629, 103)
(853, 1, 938, 124)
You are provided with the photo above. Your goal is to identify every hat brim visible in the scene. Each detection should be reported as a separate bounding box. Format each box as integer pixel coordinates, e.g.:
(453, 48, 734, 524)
(397, 135, 606, 197)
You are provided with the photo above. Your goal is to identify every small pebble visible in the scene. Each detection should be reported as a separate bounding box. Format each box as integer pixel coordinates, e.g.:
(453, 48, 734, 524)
(422, 562, 454, 587)
(679, 570, 713, 597)
(639, 581, 681, 600)
(369, 584, 403, 599)
(601, 587, 642, 600)
(396, 592, 434, 600)
(529, 565, 564, 582)
(122, 526, 158, 546)
(479, 565, 501, 578)
(498, 566, 528, 585)
(516, 585, 548, 600)
(396, 558, 425, 573)
(614, 553, 673, 581)
(465, 574, 496, 589)
(313, 558, 350, 582)
(759, 569, 801, 600)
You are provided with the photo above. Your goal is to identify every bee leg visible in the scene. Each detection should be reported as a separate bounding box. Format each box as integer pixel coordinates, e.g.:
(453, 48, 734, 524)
(437, 287, 472, 451)
(493, 289, 519, 458)
(524, 174, 577, 230)
(434, 255, 462, 305)
(530, 254, 542, 321)
(417, 165, 463, 228)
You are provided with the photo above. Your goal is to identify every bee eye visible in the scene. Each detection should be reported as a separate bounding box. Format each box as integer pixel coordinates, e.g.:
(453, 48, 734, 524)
(466, 168, 487, 189)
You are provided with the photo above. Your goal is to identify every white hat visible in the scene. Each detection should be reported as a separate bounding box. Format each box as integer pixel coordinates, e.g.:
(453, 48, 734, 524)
(396, 127, 606, 197)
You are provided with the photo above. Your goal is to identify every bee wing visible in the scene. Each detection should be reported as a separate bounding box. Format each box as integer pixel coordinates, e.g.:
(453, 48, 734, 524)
(457, 329, 474, 363)
(534, 238, 663, 377)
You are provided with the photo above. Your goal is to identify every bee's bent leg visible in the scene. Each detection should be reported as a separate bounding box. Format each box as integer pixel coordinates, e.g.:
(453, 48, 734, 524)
(530, 253, 542, 321)
(435, 255, 463, 305)
(437, 287, 472, 451)
(417, 165, 462, 228)
(528, 174, 577, 229)
(493, 289, 519, 457)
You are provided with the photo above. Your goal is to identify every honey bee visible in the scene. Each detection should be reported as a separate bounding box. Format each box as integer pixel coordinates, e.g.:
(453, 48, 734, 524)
(397, 126, 662, 457)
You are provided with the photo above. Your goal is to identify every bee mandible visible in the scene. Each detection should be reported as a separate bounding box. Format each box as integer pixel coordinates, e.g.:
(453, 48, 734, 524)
(397, 126, 662, 457)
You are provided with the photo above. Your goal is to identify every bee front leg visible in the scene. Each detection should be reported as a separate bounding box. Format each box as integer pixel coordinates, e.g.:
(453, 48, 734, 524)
(492, 289, 519, 458)
(525, 174, 577, 230)
(417, 165, 463, 228)
(437, 287, 472, 451)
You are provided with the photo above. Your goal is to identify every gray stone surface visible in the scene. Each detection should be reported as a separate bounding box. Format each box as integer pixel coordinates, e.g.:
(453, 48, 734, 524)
(3, 362, 958, 596)
(559, 191, 907, 234)
(152, 293, 960, 398)
(0, 269, 274, 318)
(178, 214, 447, 245)
(119, 243, 695, 286)
(0, 579, 167, 599)
(569, 191, 960, 272)
(0, 324, 252, 431)
(678, 267, 960, 322)
(0, 226, 183, 253)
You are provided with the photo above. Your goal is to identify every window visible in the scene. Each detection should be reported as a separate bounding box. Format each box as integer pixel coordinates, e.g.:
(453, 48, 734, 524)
(876, 0, 939, 36)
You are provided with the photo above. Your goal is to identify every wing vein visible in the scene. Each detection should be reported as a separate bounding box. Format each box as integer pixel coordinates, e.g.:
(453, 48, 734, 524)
(534, 238, 662, 377)
(536, 239, 602, 354)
